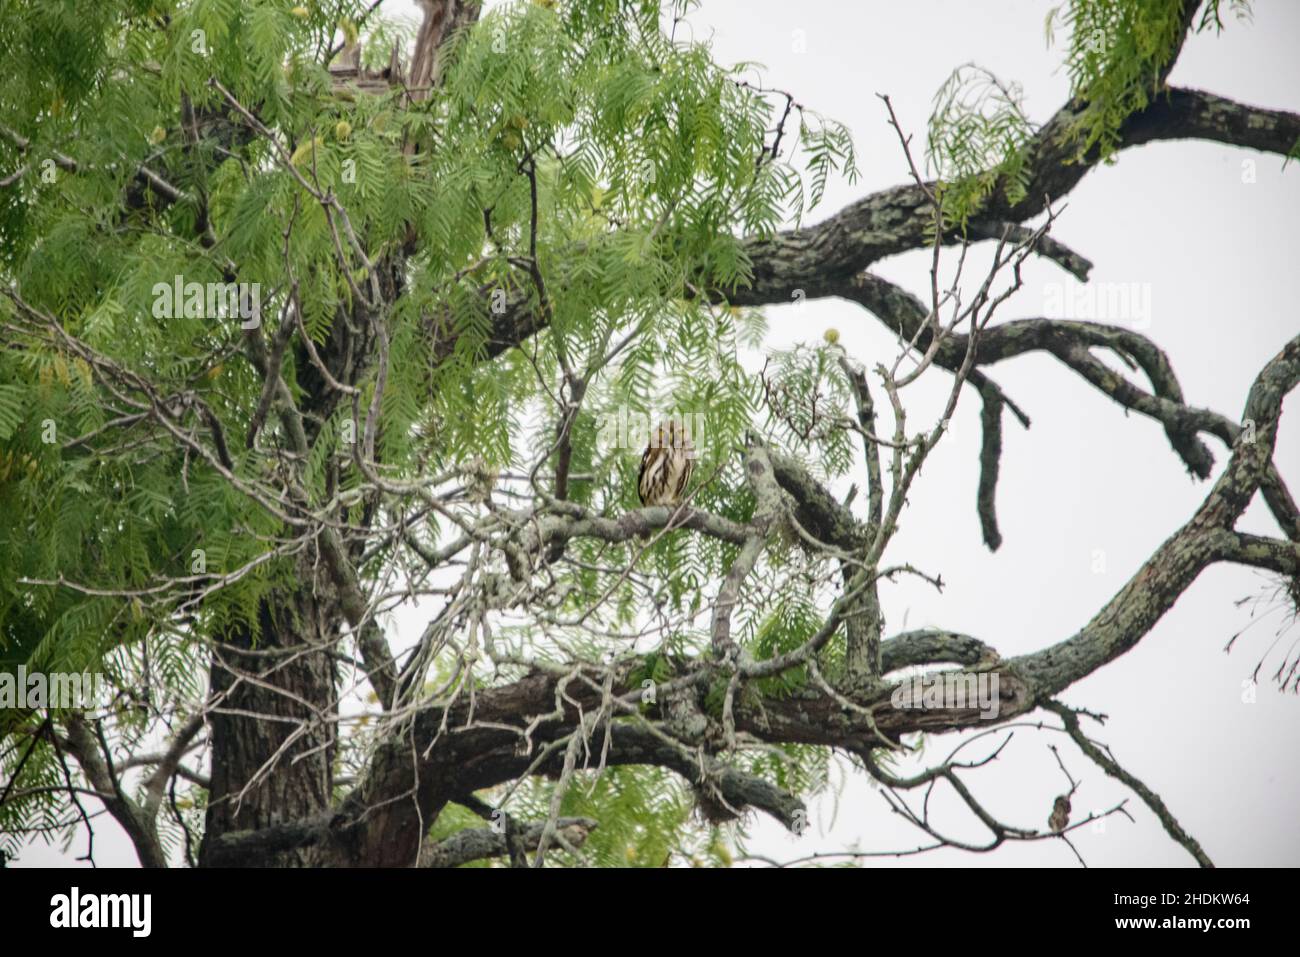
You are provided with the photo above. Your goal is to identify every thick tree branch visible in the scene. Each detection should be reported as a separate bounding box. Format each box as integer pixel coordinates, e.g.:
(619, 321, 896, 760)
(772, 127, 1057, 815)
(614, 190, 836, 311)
(727, 88, 1300, 307)
(419, 816, 596, 868)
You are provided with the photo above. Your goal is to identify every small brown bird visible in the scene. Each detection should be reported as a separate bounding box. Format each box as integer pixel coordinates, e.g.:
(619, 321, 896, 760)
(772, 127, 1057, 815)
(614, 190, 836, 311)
(637, 420, 694, 507)
(1048, 794, 1071, 833)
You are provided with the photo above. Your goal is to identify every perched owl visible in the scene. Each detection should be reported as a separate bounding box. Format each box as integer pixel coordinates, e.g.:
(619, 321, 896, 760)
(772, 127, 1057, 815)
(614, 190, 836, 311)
(637, 420, 694, 507)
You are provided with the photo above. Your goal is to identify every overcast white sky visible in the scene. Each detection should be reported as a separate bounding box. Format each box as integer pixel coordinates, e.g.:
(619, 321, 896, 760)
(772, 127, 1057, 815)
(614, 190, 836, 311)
(14, 0, 1299, 867)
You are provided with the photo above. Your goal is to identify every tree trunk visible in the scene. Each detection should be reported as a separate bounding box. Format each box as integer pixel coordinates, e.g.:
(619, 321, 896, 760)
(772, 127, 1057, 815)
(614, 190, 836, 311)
(199, 583, 337, 867)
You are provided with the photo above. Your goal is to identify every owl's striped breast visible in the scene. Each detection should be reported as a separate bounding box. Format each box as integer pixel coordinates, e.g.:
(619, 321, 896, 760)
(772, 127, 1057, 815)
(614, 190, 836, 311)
(637, 423, 694, 506)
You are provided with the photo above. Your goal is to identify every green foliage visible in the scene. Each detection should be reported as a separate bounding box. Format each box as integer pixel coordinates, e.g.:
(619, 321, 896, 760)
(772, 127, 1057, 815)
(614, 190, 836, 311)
(925, 1, 1251, 227)
(926, 64, 1034, 228)
(1045, 0, 1206, 161)
(1196, 0, 1253, 34)
(0, 0, 863, 862)
(432, 767, 735, 867)
(759, 341, 854, 478)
